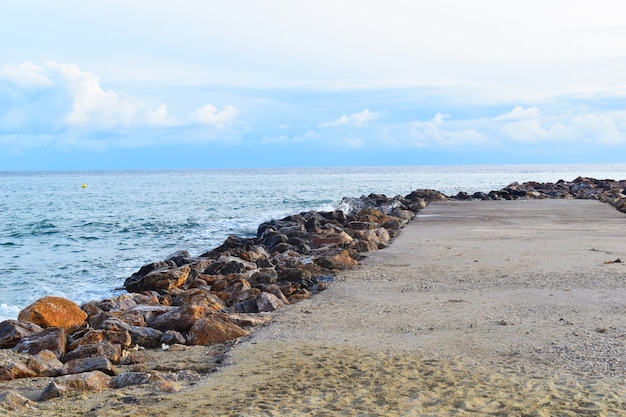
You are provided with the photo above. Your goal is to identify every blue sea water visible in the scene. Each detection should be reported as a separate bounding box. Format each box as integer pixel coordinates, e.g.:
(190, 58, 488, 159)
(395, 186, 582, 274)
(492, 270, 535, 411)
(1, 164, 626, 321)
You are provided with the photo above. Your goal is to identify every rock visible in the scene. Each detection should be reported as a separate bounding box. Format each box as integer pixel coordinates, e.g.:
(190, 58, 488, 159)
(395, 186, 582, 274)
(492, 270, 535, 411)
(166, 250, 192, 266)
(187, 316, 249, 345)
(314, 249, 358, 270)
(0, 362, 37, 381)
(205, 255, 257, 275)
(13, 327, 66, 359)
(254, 292, 286, 312)
(0, 319, 43, 349)
(39, 370, 112, 401)
(172, 288, 226, 311)
(127, 326, 163, 349)
(67, 329, 131, 351)
(249, 268, 279, 285)
(310, 232, 354, 249)
(64, 341, 123, 364)
(61, 356, 117, 376)
(17, 296, 87, 333)
(124, 265, 190, 293)
(89, 309, 147, 329)
(112, 372, 151, 389)
(0, 390, 39, 411)
(147, 305, 208, 332)
(25, 349, 63, 377)
(94, 294, 139, 312)
(160, 330, 186, 346)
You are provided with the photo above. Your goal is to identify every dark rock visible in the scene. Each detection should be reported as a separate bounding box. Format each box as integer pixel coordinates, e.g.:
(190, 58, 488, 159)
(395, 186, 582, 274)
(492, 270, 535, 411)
(147, 305, 208, 332)
(61, 355, 117, 376)
(160, 330, 186, 346)
(13, 327, 66, 359)
(64, 341, 123, 364)
(204, 255, 255, 275)
(124, 265, 190, 293)
(0, 319, 43, 349)
(67, 329, 131, 351)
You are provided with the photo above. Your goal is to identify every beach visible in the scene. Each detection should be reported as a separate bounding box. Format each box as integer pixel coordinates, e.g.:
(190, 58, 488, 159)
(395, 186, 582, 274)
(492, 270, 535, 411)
(4, 198, 626, 415)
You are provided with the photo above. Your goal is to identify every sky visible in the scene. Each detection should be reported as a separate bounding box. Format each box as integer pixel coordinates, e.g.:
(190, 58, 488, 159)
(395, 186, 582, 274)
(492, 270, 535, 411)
(1, 0, 626, 170)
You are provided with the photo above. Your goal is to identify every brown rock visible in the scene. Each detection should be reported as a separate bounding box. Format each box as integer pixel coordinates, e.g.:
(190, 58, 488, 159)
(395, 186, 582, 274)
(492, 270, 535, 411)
(0, 319, 43, 349)
(25, 349, 63, 377)
(61, 355, 117, 376)
(64, 341, 123, 364)
(39, 370, 112, 401)
(0, 390, 39, 411)
(0, 362, 37, 381)
(187, 316, 249, 345)
(314, 249, 358, 270)
(147, 305, 208, 332)
(67, 329, 131, 351)
(254, 292, 286, 312)
(17, 296, 87, 333)
(172, 288, 227, 311)
(124, 265, 190, 293)
(13, 327, 66, 359)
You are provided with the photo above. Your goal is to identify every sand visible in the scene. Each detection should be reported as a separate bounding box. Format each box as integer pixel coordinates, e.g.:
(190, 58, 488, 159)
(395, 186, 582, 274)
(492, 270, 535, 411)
(6, 199, 626, 416)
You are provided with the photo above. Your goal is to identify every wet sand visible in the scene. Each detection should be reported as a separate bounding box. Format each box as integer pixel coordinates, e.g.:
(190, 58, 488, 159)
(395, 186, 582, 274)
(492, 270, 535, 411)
(11, 199, 626, 416)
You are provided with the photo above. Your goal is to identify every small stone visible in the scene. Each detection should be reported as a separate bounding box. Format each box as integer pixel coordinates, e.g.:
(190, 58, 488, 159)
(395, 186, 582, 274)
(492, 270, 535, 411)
(112, 372, 151, 389)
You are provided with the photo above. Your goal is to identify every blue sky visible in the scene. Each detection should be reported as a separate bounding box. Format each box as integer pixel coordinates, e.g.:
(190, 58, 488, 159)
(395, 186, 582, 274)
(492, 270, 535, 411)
(1, 1, 626, 170)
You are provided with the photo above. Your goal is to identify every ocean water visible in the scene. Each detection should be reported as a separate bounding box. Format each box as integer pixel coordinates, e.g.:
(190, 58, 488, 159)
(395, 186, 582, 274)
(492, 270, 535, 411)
(1, 164, 626, 321)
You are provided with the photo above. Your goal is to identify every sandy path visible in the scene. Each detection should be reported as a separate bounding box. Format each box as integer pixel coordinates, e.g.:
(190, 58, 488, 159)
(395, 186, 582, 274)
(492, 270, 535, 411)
(20, 200, 626, 416)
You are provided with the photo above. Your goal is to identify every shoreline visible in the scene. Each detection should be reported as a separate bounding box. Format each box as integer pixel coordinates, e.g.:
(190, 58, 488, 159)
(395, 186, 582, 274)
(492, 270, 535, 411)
(1, 177, 626, 415)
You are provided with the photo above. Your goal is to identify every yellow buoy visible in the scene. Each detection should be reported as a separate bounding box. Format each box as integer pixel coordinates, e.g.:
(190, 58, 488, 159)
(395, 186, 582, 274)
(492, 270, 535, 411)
(81, 183, 87, 189)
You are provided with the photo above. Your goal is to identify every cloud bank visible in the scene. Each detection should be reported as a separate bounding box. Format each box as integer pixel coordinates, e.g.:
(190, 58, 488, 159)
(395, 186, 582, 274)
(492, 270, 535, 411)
(0, 62, 238, 150)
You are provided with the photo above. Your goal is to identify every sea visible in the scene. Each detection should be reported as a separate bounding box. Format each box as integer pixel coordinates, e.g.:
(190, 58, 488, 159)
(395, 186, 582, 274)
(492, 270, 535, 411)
(2, 164, 626, 321)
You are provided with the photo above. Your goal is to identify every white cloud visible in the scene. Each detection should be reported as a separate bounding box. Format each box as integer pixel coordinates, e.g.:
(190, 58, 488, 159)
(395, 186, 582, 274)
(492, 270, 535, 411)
(0, 61, 238, 134)
(409, 113, 488, 148)
(320, 109, 378, 127)
(258, 130, 320, 144)
(189, 104, 238, 128)
(494, 106, 541, 121)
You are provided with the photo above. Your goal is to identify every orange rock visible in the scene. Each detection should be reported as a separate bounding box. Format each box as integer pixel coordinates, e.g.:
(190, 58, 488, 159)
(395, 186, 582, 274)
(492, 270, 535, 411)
(17, 296, 87, 334)
(187, 316, 249, 345)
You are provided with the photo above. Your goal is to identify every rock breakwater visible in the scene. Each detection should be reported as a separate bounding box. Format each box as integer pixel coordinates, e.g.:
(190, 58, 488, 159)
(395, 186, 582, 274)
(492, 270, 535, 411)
(1, 176, 625, 409)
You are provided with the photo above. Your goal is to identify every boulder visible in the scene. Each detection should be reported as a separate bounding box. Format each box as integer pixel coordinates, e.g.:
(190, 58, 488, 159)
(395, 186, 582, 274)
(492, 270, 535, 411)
(67, 329, 131, 352)
(127, 326, 163, 349)
(17, 296, 87, 333)
(64, 341, 123, 364)
(39, 370, 112, 401)
(13, 327, 66, 359)
(314, 249, 358, 270)
(0, 319, 43, 349)
(172, 288, 226, 311)
(124, 265, 190, 293)
(160, 330, 186, 346)
(147, 305, 208, 332)
(25, 349, 63, 377)
(0, 362, 37, 381)
(187, 316, 249, 345)
(205, 255, 256, 275)
(254, 292, 286, 312)
(61, 356, 117, 376)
